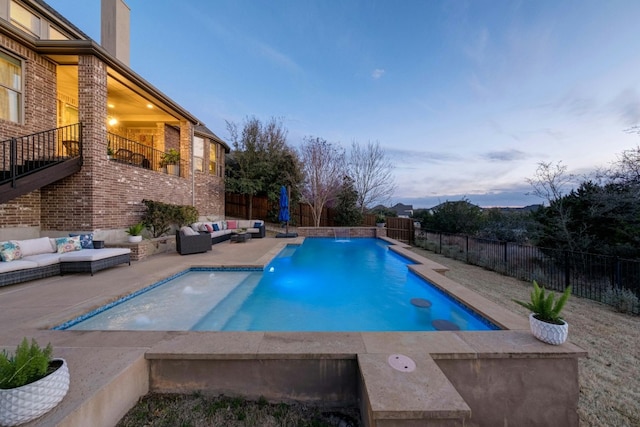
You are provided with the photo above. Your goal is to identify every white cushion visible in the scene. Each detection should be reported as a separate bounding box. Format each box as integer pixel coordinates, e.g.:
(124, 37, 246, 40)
(14, 237, 55, 256)
(22, 253, 61, 267)
(181, 226, 199, 236)
(59, 248, 131, 262)
(0, 259, 38, 273)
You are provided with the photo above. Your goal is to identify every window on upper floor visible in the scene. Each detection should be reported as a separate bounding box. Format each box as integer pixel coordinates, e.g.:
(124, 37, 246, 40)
(0, 51, 22, 123)
(209, 142, 218, 176)
(193, 135, 204, 173)
(10, 0, 40, 37)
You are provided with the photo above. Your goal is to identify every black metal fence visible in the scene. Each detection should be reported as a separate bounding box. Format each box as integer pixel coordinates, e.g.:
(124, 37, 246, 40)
(107, 132, 186, 176)
(416, 229, 640, 314)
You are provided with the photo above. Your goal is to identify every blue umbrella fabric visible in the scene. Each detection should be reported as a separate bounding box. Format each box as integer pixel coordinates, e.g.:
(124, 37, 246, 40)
(278, 185, 290, 223)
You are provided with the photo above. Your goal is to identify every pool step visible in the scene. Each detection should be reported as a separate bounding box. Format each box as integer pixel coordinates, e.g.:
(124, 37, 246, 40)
(358, 353, 470, 426)
(191, 273, 262, 330)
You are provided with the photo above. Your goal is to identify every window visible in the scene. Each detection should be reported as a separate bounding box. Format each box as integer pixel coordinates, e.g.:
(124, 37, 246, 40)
(0, 51, 22, 123)
(193, 136, 204, 173)
(10, 1, 40, 37)
(209, 142, 218, 176)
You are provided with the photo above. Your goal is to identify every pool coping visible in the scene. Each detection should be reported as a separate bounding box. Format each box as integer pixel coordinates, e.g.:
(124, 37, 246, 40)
(0, 235, 586, 426)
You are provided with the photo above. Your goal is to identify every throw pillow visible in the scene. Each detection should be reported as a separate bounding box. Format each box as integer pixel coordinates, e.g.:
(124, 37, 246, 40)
(55, 236, 82, 253)
(212, 223, 220, 232)
(180, 226, 199, 236)
(254, 222, 262, 228)
(204, 224, 213, 233)
(0, 241, 22, 262)
(69, 233, 94, 249)
(15, 237, 56, 256)
(227, 220, 237, 229)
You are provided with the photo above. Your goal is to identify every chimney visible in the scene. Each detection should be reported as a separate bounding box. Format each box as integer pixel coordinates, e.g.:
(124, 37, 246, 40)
(101, 0, 130, 66)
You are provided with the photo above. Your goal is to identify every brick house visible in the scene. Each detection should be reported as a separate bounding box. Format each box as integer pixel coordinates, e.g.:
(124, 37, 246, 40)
(0, 0, 229, 242)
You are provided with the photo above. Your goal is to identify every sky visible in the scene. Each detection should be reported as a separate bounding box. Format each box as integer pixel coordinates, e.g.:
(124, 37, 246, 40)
(45, 0, 640, 209)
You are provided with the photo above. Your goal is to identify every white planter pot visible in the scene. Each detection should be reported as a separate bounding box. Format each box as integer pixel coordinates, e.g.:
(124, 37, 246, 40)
(128, 235, 142, 243)
(529, 313, 568, 345)
(0, 358, 70, 426)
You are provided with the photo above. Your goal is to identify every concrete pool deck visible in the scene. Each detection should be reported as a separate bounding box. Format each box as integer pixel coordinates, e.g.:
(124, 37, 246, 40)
(0, 236, 586, 427)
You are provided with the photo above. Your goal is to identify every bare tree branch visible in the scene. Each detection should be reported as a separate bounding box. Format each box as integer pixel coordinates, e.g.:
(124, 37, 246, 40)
(298, 137, 345, 227)
(348, 140, 396, 213)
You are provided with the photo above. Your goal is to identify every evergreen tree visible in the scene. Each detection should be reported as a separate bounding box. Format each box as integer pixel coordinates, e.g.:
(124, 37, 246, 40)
(334, 176, 363, 226)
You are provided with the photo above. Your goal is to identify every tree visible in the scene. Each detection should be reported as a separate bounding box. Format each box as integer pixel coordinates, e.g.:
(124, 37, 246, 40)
(348, 140, 396, 213)
(428, 199, 483, 234)
(225, 117, 301, 218)
(334, 175, 363, 226)
(298, 137, 345, 227)
(526, 161, 581, 252)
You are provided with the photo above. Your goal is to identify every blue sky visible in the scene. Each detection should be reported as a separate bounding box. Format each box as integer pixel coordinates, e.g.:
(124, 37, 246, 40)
(46, 0, 640, 208)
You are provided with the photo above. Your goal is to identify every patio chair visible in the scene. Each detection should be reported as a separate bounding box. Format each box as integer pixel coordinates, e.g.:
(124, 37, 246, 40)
(176, 228, 211, 255)
(129, 153, 151, 168)
(114, 148, 133, 163)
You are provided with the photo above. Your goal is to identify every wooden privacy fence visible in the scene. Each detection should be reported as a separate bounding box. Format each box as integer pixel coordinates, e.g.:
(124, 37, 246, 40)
(225, 192, 415, 243)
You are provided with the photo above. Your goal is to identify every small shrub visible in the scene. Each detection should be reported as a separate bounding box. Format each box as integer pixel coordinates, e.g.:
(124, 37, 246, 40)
(0, 338, 53, 389)
(603, 287, 639, 314)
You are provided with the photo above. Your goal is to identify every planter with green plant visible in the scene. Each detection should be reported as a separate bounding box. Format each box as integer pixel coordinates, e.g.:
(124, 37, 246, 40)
(160, 148, 180, 176)
(514, 280, 572, 345)
(125, 222, 145, 243)
(0, 338, 69, 426)
(375, 214, 386, 227)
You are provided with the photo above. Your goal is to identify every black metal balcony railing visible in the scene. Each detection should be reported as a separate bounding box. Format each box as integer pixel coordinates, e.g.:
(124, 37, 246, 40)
(0, 123, 82, 185)
(107, 132, 185, 177)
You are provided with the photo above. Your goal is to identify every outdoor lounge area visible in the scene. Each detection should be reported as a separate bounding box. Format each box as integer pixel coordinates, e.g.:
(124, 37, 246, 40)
(0, 234, 586, 427)
(0, 236, 131, 286)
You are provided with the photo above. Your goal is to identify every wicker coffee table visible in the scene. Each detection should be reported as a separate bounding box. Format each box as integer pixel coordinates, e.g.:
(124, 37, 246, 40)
(230, 232, 251, 243)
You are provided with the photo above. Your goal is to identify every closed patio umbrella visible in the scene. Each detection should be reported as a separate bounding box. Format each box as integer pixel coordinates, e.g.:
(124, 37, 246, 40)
(276, 185, 296, 238)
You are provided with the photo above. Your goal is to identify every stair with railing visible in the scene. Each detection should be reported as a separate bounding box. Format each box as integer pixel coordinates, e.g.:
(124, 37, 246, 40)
(0, 123, 82, 204)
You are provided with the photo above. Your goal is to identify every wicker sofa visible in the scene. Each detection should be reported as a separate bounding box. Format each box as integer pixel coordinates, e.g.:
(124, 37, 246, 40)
(190, 220, 265, 244)
(0, 236, 131, 287)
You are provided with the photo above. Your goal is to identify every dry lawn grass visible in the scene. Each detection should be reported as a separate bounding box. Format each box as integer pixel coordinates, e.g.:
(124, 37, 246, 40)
(411, 247, 640, 427)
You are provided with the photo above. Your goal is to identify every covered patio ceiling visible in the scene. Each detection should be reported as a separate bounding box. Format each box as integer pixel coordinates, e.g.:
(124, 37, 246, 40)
(55, 60, 181, 128)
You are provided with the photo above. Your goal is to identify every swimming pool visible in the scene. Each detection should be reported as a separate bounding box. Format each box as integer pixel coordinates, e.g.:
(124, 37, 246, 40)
(57, 238, 498, 332)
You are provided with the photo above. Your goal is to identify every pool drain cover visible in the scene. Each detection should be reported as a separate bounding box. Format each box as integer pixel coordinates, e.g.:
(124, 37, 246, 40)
(388, 354, 416, 372)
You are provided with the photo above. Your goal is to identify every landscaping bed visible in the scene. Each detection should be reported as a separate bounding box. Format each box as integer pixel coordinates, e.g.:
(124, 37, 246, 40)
(117, 393, 360, 427)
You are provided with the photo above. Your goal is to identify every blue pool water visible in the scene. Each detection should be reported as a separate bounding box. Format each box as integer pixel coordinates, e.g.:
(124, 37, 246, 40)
(58, 238, 498, 332)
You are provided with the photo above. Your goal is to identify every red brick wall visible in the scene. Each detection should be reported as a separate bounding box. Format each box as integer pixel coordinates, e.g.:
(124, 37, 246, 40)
(1, 44, 226, 235)
(0, 33, 57, 231)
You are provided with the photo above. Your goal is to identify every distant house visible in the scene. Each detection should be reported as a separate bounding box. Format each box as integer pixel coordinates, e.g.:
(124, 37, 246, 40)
(390, 203, 413, 218)
(0, 0, 229, 242)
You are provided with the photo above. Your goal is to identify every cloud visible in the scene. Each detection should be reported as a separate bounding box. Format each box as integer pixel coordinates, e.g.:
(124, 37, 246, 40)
(482, 149, 529, 162)
(372, 68, 385, 79)
(610, 88, 640, 126)
(385, 147, 462, 165)
(254, 40, 302, 74)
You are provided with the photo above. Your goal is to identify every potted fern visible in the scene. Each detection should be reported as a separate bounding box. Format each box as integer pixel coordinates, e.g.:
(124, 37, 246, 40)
(0, 338, 70, 426)
(125, 222, 145, 243)
(514, 281, 572, 345)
